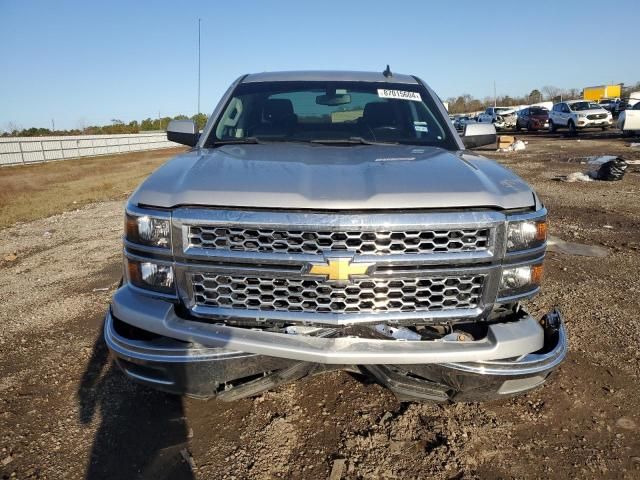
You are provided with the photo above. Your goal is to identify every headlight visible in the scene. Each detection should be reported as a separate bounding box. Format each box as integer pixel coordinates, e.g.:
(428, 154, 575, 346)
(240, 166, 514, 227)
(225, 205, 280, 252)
(127, 259, 175, 294)
(577, 113, 587, 118)
(506, 217, 547, 252)
(499, 263, 543, 298)
(126, 211, 171, 249)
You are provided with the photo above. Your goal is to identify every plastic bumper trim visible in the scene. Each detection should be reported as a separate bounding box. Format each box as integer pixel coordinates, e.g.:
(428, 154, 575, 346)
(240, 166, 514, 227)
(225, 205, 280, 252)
(110, 285, 547, 365)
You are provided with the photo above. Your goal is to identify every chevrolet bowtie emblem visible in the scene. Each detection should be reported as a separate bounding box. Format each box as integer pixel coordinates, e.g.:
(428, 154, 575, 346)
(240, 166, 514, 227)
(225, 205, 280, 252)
(308, 258, 373, 282)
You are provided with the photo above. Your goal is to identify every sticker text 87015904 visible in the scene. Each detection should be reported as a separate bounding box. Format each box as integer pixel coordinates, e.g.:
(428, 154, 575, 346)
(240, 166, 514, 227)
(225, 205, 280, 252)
(377, 89, 422, 101)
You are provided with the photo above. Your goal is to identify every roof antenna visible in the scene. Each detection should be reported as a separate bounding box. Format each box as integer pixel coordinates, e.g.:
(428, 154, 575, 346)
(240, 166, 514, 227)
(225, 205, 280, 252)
(383, 65, 392, 78)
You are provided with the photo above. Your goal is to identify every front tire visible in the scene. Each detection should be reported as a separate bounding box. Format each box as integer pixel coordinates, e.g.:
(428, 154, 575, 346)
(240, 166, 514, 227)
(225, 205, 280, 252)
(568, 120, 577, 136)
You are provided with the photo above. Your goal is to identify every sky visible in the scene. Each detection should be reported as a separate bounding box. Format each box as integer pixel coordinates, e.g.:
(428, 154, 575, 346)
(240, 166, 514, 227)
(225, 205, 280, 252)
(1, 0, 639, 130)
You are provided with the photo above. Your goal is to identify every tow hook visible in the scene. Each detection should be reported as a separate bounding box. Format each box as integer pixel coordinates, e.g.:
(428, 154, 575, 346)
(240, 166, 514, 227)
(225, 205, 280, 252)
(540, 308, 562, 333)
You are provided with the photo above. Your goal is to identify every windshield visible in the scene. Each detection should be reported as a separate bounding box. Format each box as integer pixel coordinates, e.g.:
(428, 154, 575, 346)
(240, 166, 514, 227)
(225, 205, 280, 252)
(207, 81, 456, 149)
(570, 101, 602, 111)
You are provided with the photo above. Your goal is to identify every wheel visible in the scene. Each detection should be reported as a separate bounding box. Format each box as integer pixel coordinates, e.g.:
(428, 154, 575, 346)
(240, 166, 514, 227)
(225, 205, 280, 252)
(514, 121, 521, 132)
(568, 120, 577, 136)
(549, 120, 557, 133)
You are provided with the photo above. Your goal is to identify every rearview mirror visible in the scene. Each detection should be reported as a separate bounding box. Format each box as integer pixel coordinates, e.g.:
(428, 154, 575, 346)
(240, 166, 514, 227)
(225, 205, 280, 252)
(167, 120, 199, 147)
(461, 122, 496, 149)
(316, 93, 352, 106)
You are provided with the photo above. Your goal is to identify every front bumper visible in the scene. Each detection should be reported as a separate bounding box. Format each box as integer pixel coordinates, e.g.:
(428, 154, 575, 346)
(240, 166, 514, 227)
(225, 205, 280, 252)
(105, 286, 567, 401)
(576, 118, 612, 128)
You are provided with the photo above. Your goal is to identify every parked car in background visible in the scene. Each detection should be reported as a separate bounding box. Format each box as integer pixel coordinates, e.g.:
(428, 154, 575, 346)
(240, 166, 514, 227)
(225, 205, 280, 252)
(548, 100, 612, 134)
(617, 101, 640, 134)
(453, 115, 471, 131)
(515, 106, 549, 132)
(478, 107, 518, 131)
(478, 107, 514, 124)
(615, 100, 627, 114)
(461, 116, 476, 129)
(626, 92, 640, 109)
(598, 98, 620, 113)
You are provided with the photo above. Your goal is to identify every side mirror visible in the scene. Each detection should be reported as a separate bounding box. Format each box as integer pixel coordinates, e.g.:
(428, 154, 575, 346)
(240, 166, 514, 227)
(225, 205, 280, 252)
(167, 120, 199, 147)
(461, 122, 496, 149)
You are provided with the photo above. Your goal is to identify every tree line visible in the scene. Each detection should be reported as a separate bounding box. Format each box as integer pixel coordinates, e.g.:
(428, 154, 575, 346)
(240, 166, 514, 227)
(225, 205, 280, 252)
(2, 113, 208, 137)
(5, 80, 640, 134)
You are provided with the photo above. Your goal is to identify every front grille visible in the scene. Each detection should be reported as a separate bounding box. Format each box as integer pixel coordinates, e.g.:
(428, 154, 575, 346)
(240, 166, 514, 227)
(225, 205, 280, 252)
(587, 113, 607, 120)
(192, 273, 485, 314)
(187, 226, 491, 255)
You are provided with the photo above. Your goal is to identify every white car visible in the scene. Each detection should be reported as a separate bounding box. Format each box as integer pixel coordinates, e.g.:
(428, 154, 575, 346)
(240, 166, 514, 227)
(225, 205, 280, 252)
(477, 106, 518, 130)
(626, 92, 640, 109)
(548, 100, 612, 134)
(617, 101, 640, 134)
(478, 107, 515, 123)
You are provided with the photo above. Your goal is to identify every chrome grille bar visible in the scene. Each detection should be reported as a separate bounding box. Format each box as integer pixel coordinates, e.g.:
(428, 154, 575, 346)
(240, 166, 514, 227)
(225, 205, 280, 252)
(187, 226, 491, 255)
(192, 273, 485, 314)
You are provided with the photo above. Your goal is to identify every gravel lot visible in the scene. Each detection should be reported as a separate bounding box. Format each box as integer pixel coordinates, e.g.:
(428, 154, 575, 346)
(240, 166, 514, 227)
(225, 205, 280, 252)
(1, 132, 639, 479)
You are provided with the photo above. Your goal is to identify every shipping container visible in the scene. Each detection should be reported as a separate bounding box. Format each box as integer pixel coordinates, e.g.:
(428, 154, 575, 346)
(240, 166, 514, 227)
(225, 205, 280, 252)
(583, 84, 622, 101)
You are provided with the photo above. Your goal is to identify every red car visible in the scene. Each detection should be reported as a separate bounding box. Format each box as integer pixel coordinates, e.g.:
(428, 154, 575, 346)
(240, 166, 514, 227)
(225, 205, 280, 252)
(515, 106, 549, 131)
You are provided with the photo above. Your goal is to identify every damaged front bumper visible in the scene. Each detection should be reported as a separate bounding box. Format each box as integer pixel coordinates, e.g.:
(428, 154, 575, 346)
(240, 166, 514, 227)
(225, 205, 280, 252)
(105, 286, 567, 402)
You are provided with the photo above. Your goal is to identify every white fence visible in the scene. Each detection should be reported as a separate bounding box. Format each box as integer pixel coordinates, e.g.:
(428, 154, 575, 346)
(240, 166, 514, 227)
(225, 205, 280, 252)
(0, 133, 181, 167)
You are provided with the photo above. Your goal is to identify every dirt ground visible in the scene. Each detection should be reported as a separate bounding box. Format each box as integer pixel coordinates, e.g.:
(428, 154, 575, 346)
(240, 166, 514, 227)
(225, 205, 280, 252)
(0, 148, 183, 228)
(1, 131, 640, 479)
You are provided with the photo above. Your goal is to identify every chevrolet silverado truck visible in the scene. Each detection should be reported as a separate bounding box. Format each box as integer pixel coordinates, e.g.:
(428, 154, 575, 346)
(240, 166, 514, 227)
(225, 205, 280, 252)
(106, 70, 567, 403)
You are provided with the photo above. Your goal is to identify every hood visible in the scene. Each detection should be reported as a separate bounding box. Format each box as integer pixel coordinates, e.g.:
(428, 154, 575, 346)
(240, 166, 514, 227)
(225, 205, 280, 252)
(131, 144, 536, 211)
(494, 107, 519, 117)
(574, 106, 610, 115)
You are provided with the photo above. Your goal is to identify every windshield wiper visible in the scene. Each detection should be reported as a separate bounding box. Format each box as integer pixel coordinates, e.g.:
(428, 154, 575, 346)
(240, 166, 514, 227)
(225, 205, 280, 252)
(309, 137, 398, 146)
(212, 137, 262, 146)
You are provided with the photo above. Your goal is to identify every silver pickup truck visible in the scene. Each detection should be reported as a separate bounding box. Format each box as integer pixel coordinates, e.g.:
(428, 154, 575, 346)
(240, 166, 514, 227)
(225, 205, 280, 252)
(106, 70, 566, 402)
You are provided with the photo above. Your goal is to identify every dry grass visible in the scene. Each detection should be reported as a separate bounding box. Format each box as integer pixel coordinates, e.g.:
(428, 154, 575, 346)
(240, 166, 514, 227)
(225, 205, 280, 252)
(0, 148, 186, 228)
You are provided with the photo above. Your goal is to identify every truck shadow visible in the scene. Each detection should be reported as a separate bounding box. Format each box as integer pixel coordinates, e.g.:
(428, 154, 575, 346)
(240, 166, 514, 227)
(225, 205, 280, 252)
(77, 319, 195, 480)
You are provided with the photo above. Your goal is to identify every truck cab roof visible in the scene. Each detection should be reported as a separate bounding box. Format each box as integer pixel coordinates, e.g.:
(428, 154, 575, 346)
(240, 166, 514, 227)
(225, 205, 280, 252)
(242, 70, 419, 84)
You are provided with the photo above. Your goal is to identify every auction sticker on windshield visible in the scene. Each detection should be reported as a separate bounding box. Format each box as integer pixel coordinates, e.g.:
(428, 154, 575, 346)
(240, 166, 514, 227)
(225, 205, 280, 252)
(377, 89, 422, 101)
